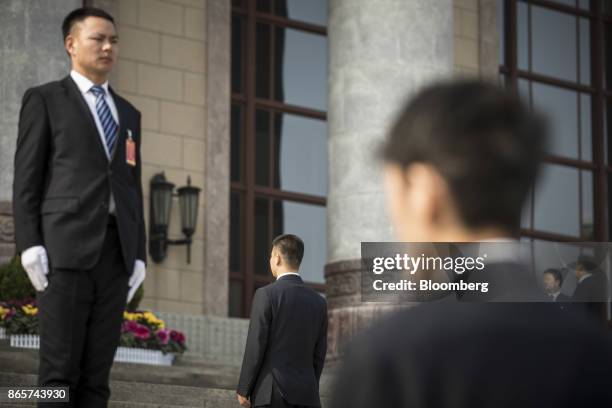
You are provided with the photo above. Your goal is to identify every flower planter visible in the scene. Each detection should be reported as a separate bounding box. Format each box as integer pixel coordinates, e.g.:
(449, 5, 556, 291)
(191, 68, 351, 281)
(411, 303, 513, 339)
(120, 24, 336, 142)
(114, 346, 175, 366)
(10, 334, 39, 349)
(9, 335, 175, 366)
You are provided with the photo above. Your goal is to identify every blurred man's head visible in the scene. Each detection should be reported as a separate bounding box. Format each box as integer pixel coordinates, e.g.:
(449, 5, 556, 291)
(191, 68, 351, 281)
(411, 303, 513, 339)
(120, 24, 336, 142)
(382, 80, 547, 242)
(572, 256, 598, 280)
(63, 7, 118, 84)
(269, 234, 304, 277)
(542, 268, 563, 294)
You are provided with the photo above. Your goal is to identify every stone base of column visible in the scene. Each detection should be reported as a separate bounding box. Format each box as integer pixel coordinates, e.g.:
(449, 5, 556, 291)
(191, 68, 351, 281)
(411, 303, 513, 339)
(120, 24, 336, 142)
(325, 259, 410, 362)
(0, 201, 15, 265)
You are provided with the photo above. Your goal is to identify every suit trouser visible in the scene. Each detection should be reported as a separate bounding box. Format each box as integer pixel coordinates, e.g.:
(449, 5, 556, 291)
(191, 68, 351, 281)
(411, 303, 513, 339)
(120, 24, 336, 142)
(259, 382, 313, 408)
(37, 219, 129, 407)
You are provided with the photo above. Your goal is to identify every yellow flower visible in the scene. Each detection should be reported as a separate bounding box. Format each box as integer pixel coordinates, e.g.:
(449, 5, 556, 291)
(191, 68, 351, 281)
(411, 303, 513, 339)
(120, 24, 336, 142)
(22, 305, 38, 316)
(0, 306, 9, 320)
(123, 311, 141, 321)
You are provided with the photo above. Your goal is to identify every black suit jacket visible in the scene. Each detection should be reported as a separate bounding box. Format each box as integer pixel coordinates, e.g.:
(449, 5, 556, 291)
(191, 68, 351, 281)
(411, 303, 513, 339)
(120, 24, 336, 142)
(572, 273, 609, 321)
(13, 76, 146, 273)
(331, 264, 612, 408)
(237, 274, 328, 407)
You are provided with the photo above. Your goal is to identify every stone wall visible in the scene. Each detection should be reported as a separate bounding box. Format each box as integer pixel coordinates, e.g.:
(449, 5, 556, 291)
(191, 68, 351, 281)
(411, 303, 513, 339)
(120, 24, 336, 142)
(0, 0, 81, 265)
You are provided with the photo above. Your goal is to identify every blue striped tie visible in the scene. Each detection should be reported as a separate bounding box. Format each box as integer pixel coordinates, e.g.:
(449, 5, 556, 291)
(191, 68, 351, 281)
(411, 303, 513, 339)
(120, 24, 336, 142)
(90, 85, 118, 155)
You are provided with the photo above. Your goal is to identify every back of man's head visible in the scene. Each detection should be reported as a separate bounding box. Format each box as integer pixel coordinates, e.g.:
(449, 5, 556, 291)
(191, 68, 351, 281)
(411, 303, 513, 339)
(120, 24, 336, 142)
(272, 234, 304, 270)
(383, 80, 547, 233)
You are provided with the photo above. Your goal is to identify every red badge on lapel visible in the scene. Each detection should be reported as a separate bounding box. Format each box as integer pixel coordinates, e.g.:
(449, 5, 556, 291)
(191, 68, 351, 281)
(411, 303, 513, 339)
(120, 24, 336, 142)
(126, 129, 136, 167)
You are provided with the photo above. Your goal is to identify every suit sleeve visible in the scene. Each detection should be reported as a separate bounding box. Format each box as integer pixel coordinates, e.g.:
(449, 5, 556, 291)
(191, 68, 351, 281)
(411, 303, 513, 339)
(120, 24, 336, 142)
(236, 288, 272, 397)
(313, 300, 328, 381)
(135, 112, 147, 263)
(12, 88, 50, 253)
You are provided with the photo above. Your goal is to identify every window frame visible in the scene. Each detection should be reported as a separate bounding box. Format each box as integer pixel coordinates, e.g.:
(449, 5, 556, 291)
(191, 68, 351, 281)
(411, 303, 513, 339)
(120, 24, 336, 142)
(231, 0, 328, 317)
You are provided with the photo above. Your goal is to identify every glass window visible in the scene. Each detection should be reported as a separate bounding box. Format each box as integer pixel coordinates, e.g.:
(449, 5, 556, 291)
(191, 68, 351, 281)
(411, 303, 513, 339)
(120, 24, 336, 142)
(533, 164, 581, 237)
(254, 198, 270, 276)
(230, 192, 243, 272)
(232, 17, 244, 94)
(604, 24, 612, 90)
(274, 113, 328, 196)
(273, 200, 326, 283)
(517, 2, 529, 71)
(521, 189, 533, 229)
(274, 27, 327, 110)
(256, 109, 271, 186)
(256, 23, 272, 99)
(229, 280, 244, 317)
(579, 18, 590, 85)
(530, 82, 591, 161)
(606, 100, 612, 164)
(531, 6, 578, 82)
(580, 94, 592, 162)
(275, 0, 328, 26)
(581, 170, 594, 239)
(231, 104, 243, 182)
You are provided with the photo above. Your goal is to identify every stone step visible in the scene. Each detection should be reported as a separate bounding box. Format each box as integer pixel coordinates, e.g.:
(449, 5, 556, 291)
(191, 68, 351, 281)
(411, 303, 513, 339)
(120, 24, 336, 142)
(0, 340, 337, 406)
(0, 372, 236, 407)
(0, 341, 241, 390)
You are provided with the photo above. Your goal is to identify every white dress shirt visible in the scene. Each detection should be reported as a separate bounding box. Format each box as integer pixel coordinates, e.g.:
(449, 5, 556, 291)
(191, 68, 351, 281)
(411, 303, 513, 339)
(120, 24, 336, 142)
(70, 70, 118, 214)
(578, 273, 593, 284)
(276, 272, 300, 280)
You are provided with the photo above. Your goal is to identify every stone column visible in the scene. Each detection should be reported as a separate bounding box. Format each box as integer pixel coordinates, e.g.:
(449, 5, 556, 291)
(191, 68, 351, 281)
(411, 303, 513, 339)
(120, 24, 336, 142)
(0, 0, 81, 264)
(326, 0, 454, 360)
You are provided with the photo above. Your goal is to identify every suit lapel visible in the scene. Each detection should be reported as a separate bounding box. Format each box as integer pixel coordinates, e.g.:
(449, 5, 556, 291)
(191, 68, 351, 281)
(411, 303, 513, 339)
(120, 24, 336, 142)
(61, 76, 109, 161)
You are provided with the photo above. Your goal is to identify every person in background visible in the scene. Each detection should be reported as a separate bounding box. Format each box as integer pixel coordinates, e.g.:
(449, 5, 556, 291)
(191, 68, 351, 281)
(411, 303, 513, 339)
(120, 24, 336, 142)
(237, 234, 327, 408)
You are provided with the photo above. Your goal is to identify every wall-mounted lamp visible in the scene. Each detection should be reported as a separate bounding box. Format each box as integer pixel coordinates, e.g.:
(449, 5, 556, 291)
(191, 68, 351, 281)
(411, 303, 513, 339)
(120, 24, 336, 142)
(149, 172, 201, 264)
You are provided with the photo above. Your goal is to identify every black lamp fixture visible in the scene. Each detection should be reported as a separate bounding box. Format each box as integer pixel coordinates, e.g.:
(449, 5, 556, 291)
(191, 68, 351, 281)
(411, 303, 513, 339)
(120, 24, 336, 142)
(149, 172, 201, 264)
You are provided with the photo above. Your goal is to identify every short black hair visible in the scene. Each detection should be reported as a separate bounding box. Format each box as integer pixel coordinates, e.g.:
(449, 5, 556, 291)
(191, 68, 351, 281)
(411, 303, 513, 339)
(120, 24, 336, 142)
(62, 7, 115, 41)
(272, 234, 304, 269)
(382, 80, 547, 232)
(543, 268, 563, 286)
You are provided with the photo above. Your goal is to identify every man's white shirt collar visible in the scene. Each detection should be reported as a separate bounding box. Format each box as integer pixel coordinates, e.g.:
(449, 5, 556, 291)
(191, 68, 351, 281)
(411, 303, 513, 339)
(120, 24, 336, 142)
(276, 272, 300, 281)
(70, 70, 110, 95)
(578, 273, 593, 284)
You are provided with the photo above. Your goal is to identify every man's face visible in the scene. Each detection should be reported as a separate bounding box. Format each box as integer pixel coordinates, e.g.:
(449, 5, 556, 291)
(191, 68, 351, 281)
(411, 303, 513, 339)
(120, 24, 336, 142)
(65, 16, 118, 77)
(542, 273, 560, 294)
(574, 265, 585, 279)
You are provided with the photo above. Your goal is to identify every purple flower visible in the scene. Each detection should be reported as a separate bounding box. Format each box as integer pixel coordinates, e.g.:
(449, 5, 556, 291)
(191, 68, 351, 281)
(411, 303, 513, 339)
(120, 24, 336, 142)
(122, 320, 139, 333)
(170, 330, 186, 344)
(134, 324, 151, 340)
(156, 329, 170, 345)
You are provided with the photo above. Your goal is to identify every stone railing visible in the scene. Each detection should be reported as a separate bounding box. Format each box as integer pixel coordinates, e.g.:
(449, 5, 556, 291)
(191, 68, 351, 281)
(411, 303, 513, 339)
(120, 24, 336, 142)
(156, 312, 249, 365)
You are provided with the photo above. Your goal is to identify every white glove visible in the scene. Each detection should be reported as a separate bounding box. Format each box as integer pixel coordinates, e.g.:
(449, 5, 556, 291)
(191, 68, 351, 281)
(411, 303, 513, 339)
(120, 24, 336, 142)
(21, 245, 49, 292)
(128, 259, 146, 303)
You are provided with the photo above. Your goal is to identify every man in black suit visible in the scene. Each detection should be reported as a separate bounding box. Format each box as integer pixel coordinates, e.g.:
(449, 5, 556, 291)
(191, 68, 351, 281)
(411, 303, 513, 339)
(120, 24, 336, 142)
(571, 256, 609, 322)
(330, 81, 612, 407)
(12, 8, 146, 407)
(542, 268, 570, 302)
(237, 234, 327, 408)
